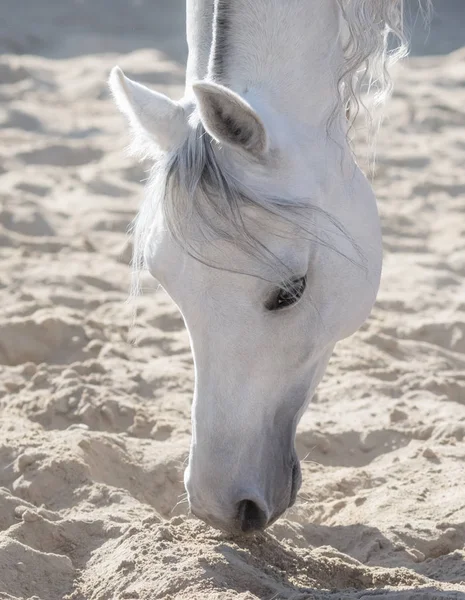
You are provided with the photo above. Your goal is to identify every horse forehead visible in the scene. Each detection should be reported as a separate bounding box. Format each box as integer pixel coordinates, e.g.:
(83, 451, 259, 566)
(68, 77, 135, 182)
(144, 228, 248, 290)
(145, 207, 310, 286)
(145, 234, 258, 311)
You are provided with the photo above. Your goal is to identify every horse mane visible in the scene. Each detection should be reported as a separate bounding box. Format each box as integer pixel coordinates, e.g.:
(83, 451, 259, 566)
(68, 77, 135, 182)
(130, 0, 430, 297)
(337, 0, 431, 129)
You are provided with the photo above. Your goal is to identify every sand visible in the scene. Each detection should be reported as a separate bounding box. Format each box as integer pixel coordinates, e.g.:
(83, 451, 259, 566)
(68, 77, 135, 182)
(0, 2, 464, 599)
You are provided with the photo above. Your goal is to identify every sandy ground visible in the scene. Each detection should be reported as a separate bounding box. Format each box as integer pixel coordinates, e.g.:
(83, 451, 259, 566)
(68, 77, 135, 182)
(0, 2, 465, 599)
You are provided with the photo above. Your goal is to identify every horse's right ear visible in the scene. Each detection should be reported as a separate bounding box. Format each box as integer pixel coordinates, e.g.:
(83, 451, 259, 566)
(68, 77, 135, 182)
(109, 66, 188, 154)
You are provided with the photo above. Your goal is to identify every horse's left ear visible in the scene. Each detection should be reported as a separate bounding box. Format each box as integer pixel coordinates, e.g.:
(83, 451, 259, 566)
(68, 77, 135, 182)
(192, 81, 269, 157)
(109, 66, 188, 154)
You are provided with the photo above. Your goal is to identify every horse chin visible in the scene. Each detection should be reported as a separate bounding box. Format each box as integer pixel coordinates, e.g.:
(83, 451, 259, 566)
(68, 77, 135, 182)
(288, 459, 302, 508)
(264, 459, 302, 530)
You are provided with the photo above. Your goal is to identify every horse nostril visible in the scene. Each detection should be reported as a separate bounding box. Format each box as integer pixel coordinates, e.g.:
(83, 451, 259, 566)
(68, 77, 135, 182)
(237, 499, 268, 533)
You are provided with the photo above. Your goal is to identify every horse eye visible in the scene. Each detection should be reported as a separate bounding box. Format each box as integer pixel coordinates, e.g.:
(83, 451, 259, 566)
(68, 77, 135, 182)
(266, 276, 307, 311)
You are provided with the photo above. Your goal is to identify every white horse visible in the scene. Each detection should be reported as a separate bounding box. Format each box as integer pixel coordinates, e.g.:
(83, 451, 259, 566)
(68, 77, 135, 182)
(110, 0, 426, 533)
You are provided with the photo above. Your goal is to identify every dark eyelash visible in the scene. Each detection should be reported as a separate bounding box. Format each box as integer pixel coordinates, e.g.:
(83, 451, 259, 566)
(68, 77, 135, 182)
(265, 276, 307, 312)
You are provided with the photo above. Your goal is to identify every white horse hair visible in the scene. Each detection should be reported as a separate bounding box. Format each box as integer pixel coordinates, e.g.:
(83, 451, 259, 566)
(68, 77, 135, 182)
(110, 0, 429, 534)
(133, 118, 364, 295)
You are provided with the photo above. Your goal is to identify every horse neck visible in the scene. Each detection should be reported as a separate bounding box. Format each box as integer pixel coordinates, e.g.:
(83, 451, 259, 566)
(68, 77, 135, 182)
(186, 0, 215, 89)
(206, 0, 345, 128)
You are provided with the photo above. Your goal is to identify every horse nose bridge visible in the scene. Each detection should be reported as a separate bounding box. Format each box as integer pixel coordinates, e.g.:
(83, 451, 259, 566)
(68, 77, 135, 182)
(187, 419, 298, 488)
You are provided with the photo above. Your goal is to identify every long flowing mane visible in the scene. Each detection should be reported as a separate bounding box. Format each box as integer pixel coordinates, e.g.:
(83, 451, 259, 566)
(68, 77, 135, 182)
(337, 0, 431, 127)
(130, 0, 430, 297)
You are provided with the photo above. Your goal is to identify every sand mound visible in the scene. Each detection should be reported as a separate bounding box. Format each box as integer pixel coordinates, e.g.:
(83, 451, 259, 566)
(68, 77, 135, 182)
(0, 3, 464, 599)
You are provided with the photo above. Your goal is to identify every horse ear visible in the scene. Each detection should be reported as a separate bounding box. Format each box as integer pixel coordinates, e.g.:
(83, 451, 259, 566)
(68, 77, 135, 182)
(192, 81, 268, 156)
(109, 66, 188, 154)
